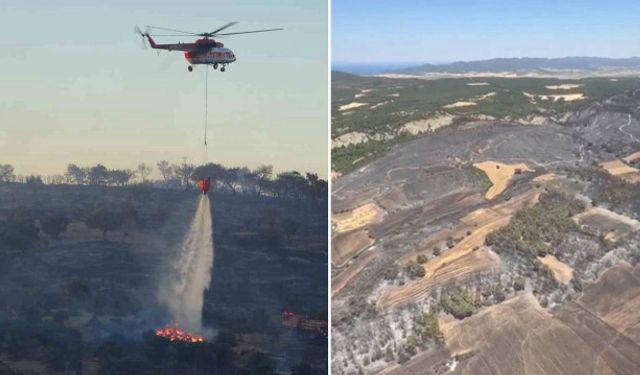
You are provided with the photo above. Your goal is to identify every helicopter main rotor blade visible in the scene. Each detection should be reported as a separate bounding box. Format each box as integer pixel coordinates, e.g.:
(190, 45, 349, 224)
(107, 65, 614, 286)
(215, 28, 284, 36)
(147, 34, 192, 37)
(207, 22, 238, 36)
(145, 25, 200, 35)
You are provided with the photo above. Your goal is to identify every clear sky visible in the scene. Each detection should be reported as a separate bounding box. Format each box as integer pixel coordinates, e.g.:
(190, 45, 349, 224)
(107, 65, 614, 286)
(1, 0, 327, 179)
(333, 0, 640, 64)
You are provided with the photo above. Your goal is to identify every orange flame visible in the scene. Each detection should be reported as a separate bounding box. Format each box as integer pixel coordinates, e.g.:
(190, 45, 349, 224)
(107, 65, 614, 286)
(155, 326, 205, 343)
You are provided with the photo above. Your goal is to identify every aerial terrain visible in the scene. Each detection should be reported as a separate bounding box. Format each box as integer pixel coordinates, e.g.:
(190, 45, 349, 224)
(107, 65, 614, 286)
(331, 57, 640, 374)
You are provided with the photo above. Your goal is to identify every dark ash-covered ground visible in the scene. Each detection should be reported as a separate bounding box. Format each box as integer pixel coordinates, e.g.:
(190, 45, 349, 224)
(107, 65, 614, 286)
(0, 184, 327, 374)
(332, 89, 640, 374)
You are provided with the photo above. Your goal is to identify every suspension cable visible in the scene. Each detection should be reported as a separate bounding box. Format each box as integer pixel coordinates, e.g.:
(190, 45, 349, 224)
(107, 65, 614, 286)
(203, 64, 209, 163)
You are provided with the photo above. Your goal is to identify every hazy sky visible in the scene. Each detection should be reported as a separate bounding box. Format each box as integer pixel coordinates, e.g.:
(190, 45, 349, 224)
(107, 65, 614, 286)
(1, 0, 327, 178)
(333, 0, 640, 64)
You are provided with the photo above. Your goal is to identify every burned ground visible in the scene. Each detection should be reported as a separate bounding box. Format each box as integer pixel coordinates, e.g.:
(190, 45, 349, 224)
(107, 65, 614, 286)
(0, 184, 327, 374)
(332, 85, 640, 374)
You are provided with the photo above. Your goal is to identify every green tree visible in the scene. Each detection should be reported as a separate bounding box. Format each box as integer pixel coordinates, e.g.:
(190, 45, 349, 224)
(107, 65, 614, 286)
(405, 261, 426, 279)
(441, 289, 478, 319)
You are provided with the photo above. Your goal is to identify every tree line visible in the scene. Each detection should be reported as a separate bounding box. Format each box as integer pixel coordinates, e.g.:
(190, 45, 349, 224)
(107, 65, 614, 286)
(0, 161, 327, 200)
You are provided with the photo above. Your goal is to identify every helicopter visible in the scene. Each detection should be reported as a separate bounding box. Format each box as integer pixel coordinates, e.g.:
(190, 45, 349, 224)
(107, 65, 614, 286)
(135, 22, 283, 72)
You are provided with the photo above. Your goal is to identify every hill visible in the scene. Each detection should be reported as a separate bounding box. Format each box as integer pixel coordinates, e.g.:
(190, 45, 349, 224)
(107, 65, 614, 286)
(393, 56, 640, 76)
(331, 86, 640, 374)
(332, 71, 640, 173)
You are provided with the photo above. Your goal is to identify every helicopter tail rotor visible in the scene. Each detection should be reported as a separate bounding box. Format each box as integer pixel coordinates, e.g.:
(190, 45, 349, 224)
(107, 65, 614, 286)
(134, 25, 149, 49)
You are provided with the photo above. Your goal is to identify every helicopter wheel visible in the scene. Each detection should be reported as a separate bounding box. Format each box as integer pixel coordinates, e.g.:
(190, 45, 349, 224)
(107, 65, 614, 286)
(213, 63, 218, 70)
(188, 65, 193, 72)
(221, 66, 226, 72)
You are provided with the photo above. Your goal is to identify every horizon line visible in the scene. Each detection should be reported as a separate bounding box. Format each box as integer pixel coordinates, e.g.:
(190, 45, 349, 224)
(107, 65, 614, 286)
(333, 55, 640, 66)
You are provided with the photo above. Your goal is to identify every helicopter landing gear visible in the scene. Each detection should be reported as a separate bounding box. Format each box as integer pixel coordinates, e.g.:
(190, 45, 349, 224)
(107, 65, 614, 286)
(213, 63, 218, 70)
(188, 65, 193, 72)
(221, 66, 226, 72)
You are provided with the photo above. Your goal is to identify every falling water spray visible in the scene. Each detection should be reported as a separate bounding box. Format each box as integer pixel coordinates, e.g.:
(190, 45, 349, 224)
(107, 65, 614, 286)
(160, 194, 214, 333)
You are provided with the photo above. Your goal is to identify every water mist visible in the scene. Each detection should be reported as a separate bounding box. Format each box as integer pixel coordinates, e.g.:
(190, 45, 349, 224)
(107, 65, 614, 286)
(161, 194, 214, 332)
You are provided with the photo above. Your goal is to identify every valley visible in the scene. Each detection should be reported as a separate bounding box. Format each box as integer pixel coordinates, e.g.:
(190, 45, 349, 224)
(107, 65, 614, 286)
(331, 74, 640, 374)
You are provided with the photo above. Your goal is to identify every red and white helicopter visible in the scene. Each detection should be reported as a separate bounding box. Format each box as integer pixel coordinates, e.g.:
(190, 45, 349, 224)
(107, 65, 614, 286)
(135, 22, 283, 72)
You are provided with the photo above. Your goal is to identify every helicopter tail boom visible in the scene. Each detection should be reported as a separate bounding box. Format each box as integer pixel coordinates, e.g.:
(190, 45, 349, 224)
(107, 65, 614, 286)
(144, 34, 158, 49)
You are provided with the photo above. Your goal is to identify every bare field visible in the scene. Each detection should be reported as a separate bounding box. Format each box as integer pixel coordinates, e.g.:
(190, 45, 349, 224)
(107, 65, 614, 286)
(577, 263, 640, 342)
(332, 203, 385, 234)
(440, 292, 640, 375)
(393, 246, 501, 302)
(473, 161, 533, 199)
(599, 159, 640, 183)
(339, 102, 367, 111)
(532, 173, 557, 183)
(575, 207, 640, 244)
(622, 150, 640, 163)
(332, 230, 374, 267)
(599, 159, 638, 175)
(538, 255, 573, 284)
(378, 190, 539, 309)
(332, 250, 379, 297)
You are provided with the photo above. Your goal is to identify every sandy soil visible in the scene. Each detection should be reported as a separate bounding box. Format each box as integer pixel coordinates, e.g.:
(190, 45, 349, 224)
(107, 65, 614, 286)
(331, 170, 342, 182)
(371, 100, 392, 109)
(442, 93, 495, 109)
(399, 114, 455, 135)
(444, 101, 477, 108)
(339, 102, 367, 111)
(332, 131, 369, 148)
(332, 203, 385, 234)
(473, 161, 533, 199)
(532, 173, 557, 182)
(545, 93, 585, 101)
(538, 255, 573, 284)
(622, 150, 640, 163)
(477, 92, 496, 100)
(599, 159, 638, 175)
(523, 91, 585, 103)
(545, 84, 581, 90)
(599, 159, 640, 183)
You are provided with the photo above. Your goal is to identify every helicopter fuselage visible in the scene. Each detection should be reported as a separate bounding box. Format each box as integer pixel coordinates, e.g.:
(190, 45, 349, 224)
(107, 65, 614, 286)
(185, 47, 236, 65)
